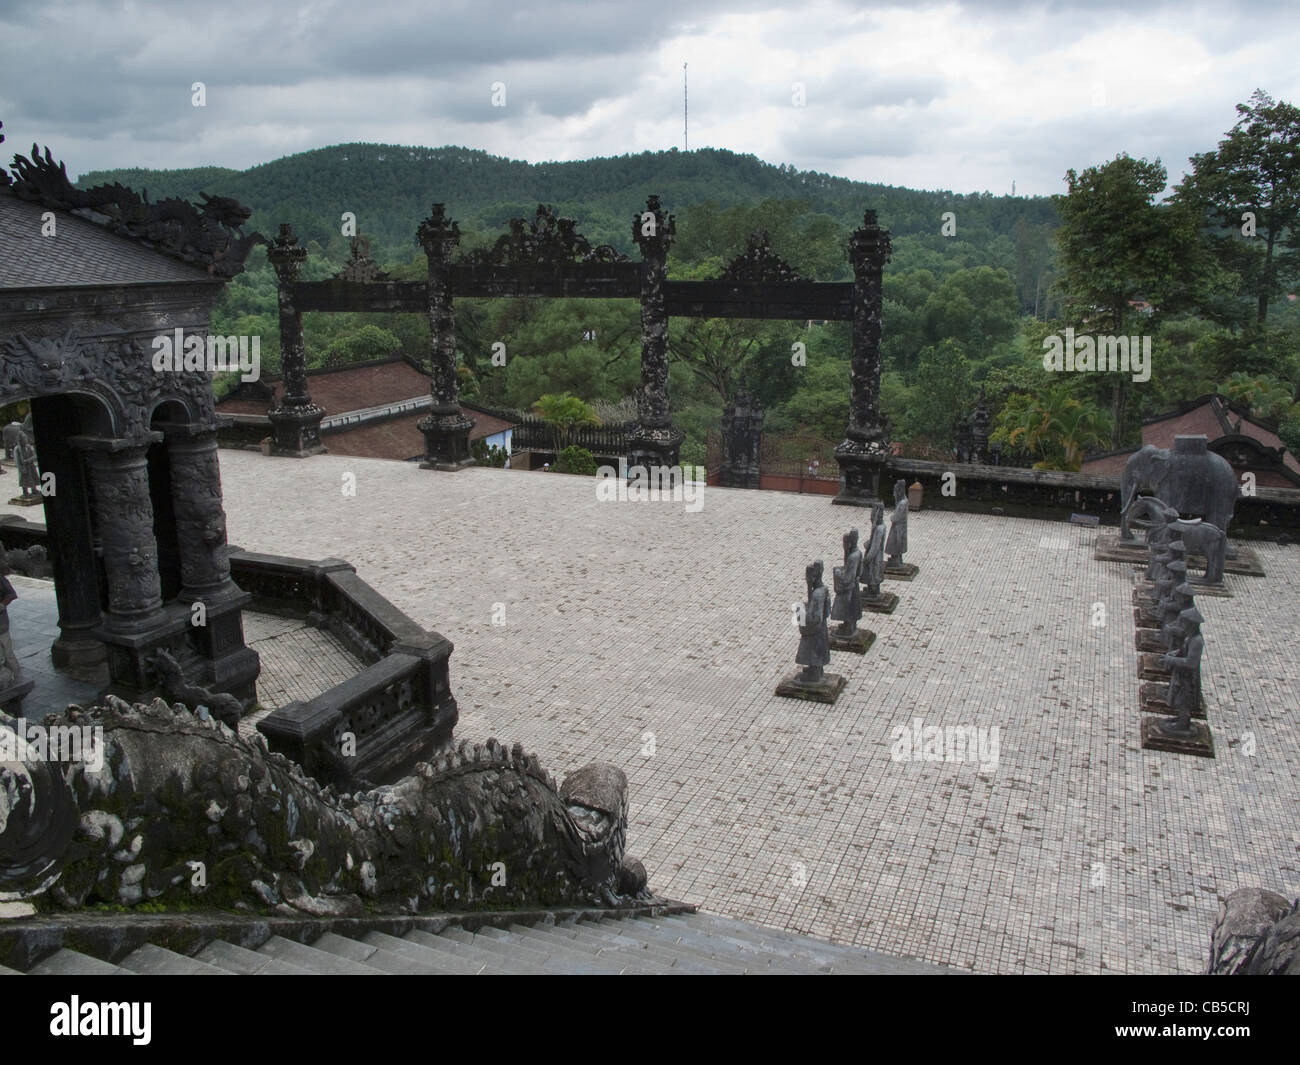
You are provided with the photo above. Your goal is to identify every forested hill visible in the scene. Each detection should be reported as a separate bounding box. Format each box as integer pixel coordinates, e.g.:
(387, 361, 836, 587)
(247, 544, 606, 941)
(76, 144, 1058, 259)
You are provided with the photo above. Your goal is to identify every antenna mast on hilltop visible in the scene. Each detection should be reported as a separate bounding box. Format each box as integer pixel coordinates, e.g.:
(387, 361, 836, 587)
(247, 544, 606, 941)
(684, 62, 688, 151)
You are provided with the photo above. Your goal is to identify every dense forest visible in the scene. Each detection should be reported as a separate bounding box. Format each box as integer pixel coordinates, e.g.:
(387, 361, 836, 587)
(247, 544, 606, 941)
(78, 91, 1300, 469)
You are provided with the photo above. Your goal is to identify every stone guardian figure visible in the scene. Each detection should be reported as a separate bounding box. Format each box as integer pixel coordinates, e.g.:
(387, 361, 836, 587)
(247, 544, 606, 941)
(884, 478, 917, 578)
(860, 502, 898, 613)
(829, 529, 873, 653)
(775, 560, 845, 703)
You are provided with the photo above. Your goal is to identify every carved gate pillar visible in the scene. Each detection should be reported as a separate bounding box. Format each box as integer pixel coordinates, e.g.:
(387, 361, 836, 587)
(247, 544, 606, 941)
(267, 224, 326, 457)
(417, 204, 475, 471)
(161, 421, 259, 706)
(628, 196, 684, 472)
(29, 404, 105, 670)
(833, 210, 892, 508)
(72, 434, 173, 699)
(720, 387, 763, 489)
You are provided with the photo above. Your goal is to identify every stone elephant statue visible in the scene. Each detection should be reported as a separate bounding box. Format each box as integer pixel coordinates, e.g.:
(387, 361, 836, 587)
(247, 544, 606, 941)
(1119, 436, 1238, 547)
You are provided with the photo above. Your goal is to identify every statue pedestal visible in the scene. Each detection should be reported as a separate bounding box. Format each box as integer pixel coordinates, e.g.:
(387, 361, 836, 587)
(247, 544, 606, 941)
(1139, 681, 1206, 718)
(861, 591, 898, 614)
(775, 670, 845, 704)
(831, 437, 889, 509)
(0, 677, 34, 717)
(1138, 652, 1170, 682)
(1096, 533, 1264, 577)
(6, 496, 42, 507)
(418, 409, 475, 471)
(884, 562, 918, 581)
(1141, 715, 1214, 758)
(268, 403, 327, 458)
(1134, 628, 1167, 654)
(1133, 607, 1162, 628)
(829, 628, 875, 654)
(1187, 577, 1233, 598)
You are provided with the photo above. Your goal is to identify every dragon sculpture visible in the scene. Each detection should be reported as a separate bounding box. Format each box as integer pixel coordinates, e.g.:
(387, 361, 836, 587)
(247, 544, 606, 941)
(0, 697, 651, 916)
(1207, 888, 1300, 974)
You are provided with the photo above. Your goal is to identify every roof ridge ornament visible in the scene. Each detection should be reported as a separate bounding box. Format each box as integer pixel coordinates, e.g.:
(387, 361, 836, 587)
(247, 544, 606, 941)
(719, 229, 802, 282)
(334, 233, 390, 282)
(3, 136, 262, 278)
(462, 203, 629, 266)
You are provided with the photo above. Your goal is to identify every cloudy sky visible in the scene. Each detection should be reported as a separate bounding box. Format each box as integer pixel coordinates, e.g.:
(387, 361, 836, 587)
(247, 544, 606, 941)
(1, 0, 1297, 197)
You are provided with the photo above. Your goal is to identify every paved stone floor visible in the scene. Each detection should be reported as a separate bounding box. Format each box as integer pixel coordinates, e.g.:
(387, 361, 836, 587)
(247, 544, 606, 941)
(8, 454, 1299, 973)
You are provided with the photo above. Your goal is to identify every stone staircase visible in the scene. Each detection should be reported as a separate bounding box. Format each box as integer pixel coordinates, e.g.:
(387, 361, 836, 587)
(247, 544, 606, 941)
(4, 912, 960, 975)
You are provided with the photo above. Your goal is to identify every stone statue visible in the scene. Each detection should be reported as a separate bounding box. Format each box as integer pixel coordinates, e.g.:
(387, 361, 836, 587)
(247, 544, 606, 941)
(859, 502, 899, 613)
(795, 561, 831, 682)
(1208, 888, 1300, 975)
(829, 529, 873, 653)
(0, 567, 20, 689)
(862, 503, 886, 597)
(776, 561, 845, 702)
(885, 479, 907, 563)
(0, 696, 653, 911)
(14, 429, 39, 500)
(1156, 606, 1204, 735)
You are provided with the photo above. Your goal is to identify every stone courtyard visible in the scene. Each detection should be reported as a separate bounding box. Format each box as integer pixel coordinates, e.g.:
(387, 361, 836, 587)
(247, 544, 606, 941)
(8, 450, 1297, 974)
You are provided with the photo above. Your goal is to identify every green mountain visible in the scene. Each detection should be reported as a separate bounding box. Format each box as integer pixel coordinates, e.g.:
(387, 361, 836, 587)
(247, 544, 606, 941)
(76, 143, 1057, 260)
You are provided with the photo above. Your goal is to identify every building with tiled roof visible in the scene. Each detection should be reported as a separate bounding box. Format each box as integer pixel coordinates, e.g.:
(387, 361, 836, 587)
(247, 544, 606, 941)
(1082, 393, 1300, 489)
(217, 354, 516, 461)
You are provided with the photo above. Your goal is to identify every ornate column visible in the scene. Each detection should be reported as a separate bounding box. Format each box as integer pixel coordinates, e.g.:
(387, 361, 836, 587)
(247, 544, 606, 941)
(720, 386, 763, 489)
(29, 403, 105, 670)
(72, 434, 170, 697)
(417, 204, 475, 470)
(162, 421, 259, 706)
(833, 210, 892, 508)
(267, 224, 326, 457)
(628, 195, 684, 471)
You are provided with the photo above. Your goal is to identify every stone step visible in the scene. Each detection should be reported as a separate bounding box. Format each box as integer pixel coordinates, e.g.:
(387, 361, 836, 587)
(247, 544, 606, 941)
(581, 917, 771, 974)
(399, 928, 549, 975)
(116, 942, 231, 976)
(656, 914, 872, 970)
(679, 913, 956, 973)
(309, 931, 385, 966)
(256, 934, 388, 975)
(194, 939, 316, 976)
(27, 949, 135, 976)
(504, 923, 678, 975)
(470, 925, 621, 975)
(607, 916, 805, 974)
(0, 963, 23, 975)
(358, 930, 490, 975)
(558, 919, 737, 973)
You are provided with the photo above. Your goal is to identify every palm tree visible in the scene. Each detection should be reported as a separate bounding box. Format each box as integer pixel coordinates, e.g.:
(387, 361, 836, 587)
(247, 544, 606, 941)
(533, 392, 601, 452)
(1006, 386, 1112, 471)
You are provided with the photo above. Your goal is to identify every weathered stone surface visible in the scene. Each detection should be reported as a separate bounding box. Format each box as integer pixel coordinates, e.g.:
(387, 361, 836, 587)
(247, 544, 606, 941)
(1207, 888, 1294, 974)
(1140, 714, 1214, 758)
(0, 698, 651, 914)
(775, 670, 845, 704)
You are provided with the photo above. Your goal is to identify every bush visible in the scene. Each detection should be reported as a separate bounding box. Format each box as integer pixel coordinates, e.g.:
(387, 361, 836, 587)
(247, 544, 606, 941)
(552, 445, 598, 475)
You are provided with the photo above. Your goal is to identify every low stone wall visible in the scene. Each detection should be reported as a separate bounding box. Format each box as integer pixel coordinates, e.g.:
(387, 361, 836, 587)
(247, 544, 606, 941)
(886, 459, 1300, 541)
(0, 521, 459, 788)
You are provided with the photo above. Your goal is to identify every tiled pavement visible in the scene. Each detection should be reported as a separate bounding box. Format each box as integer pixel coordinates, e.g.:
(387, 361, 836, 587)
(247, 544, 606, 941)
(7, 454, 1299, 973)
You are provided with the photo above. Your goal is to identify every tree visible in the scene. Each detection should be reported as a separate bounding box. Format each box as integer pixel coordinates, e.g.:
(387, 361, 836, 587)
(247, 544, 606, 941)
(1176, 91, 1300, 328)
(533, 392, 600, 452)
(899, 339, 973, 449)
(1053, 154, 1205, 445)
(998, 386, 1112, 471)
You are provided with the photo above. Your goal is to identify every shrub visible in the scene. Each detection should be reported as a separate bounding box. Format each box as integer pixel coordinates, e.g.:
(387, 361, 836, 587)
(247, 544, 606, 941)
(552, 445, 598, 475)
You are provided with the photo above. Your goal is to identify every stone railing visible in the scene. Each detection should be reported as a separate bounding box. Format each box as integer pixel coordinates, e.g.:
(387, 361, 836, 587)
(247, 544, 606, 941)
(226, 549, 458, 787)
(0, 521, 459, 789)
(883, 458, 1300, 540)
(511, 418, 632, 455)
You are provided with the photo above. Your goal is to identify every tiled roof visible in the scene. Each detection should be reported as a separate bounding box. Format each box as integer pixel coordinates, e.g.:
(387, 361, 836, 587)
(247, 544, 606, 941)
(0, 191, 216, 289)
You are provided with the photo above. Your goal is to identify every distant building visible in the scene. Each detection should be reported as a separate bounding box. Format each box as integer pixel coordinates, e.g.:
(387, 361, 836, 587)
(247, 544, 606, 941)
(1082, 393, 1300, 489)
(217, 354, 516, 461)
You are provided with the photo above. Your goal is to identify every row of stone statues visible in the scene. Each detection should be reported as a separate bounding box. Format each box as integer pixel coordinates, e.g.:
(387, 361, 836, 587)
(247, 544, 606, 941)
(1136, 501, 1212, 756)
(777, 480, 914, 704)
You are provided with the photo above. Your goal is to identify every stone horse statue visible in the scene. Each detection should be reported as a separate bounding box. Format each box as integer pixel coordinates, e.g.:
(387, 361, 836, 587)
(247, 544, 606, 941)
(1128, 495, 1228, 584)
(1119, 436, 1238, 549)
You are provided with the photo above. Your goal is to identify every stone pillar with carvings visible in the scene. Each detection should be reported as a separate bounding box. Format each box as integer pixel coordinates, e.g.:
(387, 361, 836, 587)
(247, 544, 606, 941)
(267, 224, 326, 457)
(833, 210, 892, 508)
(73, 435, 170, 698)
(970, 389, 990, 464)
(628, 195, 684, 471)
(417, 204, 475, 470)
(162, 421, 259, 706)
(720, 387, 763, 489)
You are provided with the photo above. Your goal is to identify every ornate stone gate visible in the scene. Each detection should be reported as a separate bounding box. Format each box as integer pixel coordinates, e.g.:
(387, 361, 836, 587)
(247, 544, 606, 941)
(268, 201, 893, 501)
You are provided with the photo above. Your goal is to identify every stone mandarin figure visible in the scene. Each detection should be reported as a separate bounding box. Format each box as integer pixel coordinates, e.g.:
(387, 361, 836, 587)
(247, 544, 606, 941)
(862, 502, 886, 597)
(885, 478, 908, 567)
(15, 429, 39, 499)
(830, 529, 863, 637)
(795, 561, 831, 683)
(1158, 607, 1205, 736)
